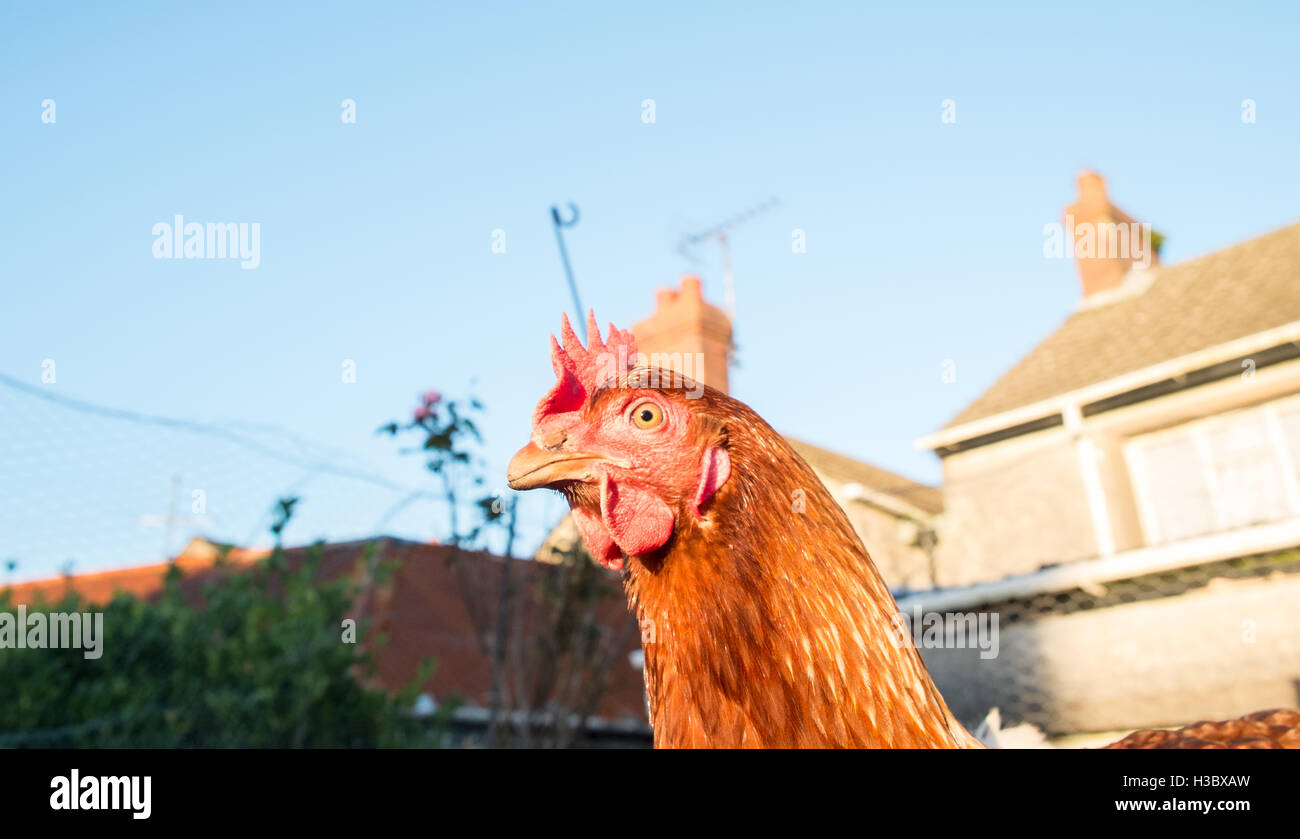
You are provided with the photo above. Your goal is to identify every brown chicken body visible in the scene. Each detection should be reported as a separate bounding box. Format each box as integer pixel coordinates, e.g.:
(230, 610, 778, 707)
(620, 383, 981, 747)
(509, 313, 1299, 749)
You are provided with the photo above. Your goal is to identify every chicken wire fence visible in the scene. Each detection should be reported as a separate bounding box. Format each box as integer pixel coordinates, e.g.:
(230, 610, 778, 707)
(910, 548, 1300, 743)
(0, 373, 559, 584)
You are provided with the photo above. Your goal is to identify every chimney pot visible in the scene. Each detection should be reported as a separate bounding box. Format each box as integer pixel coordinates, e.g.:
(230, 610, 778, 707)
(1076, 171, 1107, 206)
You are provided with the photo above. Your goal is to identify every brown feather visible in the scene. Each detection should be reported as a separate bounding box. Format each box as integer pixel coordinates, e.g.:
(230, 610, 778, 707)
(1104, 709, 1300, 749)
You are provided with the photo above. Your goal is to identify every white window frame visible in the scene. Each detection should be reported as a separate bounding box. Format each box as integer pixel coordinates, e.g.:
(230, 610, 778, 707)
(1124, 392, 1300, 545)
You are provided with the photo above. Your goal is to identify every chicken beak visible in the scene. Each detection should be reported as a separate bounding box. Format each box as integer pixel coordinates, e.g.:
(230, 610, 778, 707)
(506, 442, 626, 490)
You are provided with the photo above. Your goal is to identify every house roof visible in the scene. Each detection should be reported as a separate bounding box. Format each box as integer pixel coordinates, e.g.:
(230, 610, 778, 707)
(785, 438, 943, 515)
(3, 537, 648, 722)
(942, 221, 1300, 433)
(2, 540, 268, 603)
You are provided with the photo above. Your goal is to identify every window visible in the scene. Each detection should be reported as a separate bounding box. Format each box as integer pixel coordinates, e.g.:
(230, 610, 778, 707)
(1281, 403, 1300, 475)
(1131, 433, 1216, 542)
(1126, 394, 1300, 545)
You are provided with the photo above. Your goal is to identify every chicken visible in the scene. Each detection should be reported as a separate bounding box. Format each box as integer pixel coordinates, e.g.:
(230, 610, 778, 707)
(1102, 710, 1300, 749)
(508, 312, 1300, 749)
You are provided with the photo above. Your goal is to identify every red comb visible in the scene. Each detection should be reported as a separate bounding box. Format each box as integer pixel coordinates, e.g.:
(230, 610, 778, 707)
(532, 310, 637, 430)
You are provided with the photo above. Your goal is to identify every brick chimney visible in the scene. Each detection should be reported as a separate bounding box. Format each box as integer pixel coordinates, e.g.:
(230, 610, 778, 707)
(1066, 171, 1159, 297)
(632, 275, 733, 393)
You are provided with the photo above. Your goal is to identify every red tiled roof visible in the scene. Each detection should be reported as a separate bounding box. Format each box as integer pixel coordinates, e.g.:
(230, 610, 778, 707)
(2, 538, 647, 723)
(3, 540, 266, 604)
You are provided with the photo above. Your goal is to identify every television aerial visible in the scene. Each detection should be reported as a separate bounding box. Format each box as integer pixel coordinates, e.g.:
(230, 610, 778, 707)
(677, 196, 780, 319)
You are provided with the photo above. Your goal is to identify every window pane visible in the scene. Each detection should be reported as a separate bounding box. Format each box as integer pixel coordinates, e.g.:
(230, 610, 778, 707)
(1206, 415, 1289, 529)
(1138, 434, 1214, 542)
(1281, 405, 1300, 480)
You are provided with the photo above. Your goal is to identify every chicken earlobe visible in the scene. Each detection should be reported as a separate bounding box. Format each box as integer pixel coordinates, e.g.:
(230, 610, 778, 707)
(691, 445, 731, 518)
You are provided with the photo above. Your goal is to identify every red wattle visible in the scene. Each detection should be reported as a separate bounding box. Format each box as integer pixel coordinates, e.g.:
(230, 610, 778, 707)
(601, 473, 675, 558)
(571, 505, 624, 570)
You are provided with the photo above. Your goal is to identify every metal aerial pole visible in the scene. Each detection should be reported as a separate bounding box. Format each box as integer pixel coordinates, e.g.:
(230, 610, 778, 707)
(549, 202, 585, 342)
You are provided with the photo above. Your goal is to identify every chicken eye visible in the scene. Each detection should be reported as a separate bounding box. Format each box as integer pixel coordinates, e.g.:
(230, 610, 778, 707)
(629, 401, 665, 430)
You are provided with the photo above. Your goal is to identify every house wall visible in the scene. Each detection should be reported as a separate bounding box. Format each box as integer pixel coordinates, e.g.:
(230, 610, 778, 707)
(935, 356, 1300, 584)
(927, 359, 1300, 735)
(921, 570, 1300, 735)
(935, 428, 1096, 586)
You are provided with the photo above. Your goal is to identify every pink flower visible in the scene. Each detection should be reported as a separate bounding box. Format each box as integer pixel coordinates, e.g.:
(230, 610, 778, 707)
(414, 405, 431, 421)
(422, 390, 442, 406)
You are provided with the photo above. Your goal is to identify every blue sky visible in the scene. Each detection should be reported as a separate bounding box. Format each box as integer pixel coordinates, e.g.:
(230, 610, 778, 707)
(2, 1, 1297, 580)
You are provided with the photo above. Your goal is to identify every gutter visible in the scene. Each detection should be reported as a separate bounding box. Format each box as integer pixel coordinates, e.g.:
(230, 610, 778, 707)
(894, 516, 1300, 614)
